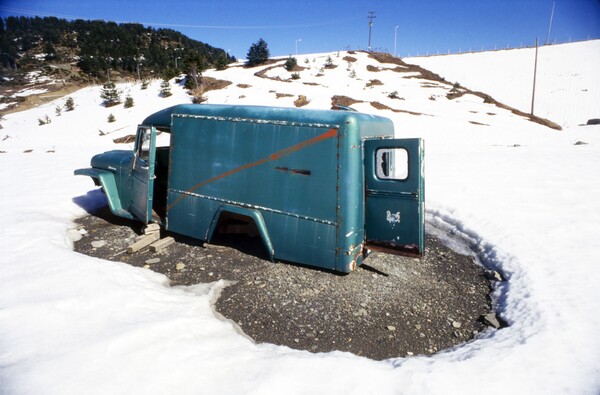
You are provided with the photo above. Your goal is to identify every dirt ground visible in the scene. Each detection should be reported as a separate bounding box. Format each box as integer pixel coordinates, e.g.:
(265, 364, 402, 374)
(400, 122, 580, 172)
(72, 205, 503, 360)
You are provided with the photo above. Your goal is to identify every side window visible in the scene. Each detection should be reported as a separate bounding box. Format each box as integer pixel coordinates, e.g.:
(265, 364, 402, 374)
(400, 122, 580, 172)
(136, 128, 151, 163)
(375, 148, 409, 180)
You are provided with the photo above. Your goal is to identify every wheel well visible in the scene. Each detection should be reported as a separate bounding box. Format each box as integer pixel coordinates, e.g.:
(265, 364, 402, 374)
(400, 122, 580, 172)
(208, 207, 275, 261)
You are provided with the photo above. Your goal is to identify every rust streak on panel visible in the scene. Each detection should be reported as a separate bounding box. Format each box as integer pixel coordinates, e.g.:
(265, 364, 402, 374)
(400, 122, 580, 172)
(168, 128, 337, 210)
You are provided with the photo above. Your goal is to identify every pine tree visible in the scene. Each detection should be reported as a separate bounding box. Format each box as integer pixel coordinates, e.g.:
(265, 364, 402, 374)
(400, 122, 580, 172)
(160, 79, 172, 97)
(284, 56, 297, 71)
(184, 51, 206, 90)
(64, 97, 75, 111)
(100, 82, 121, 107)
(246, 38, 270, 67)
(215, 53, 228, 71)
(124, 95, 134, 108)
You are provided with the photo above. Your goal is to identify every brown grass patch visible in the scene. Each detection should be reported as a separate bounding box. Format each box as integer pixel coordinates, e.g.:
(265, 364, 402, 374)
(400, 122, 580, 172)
(254, 64, 290, 82)
(366, 79, 384, 88)
(237, 84, 252, 89)
(370, 102, 392, 111)
(113, 135, 136, 144)
(343, 56, 358, 63)
(1, 82, 85, 115)
(275, 93, 294, 99)
(446, 91, 468, 100)
(201, 77, 232, 93)
(370, 101, 424, 116)
(366, 65, 381, 72)
(244, 59, 280, 69)
(331, 95, 363, 109)
(294, 95, 310, 107)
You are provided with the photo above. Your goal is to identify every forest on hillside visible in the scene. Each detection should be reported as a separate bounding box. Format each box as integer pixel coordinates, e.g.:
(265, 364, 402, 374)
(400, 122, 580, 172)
(0, 16, 235, 81)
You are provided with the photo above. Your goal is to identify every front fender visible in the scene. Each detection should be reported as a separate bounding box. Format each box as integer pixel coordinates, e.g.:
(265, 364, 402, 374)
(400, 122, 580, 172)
(75, 168, 134, 220)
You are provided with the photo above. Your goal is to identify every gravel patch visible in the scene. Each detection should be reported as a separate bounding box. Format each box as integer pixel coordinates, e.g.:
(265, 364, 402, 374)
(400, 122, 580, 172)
(73, 206, 501, 360)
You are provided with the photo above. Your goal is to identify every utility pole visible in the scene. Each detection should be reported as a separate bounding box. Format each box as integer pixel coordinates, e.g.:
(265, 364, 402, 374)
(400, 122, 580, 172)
(368, 11, 376, 51)
(531, 37, 539, 115)
(394, 25, 399, 56)
(546, 1, 556, 45)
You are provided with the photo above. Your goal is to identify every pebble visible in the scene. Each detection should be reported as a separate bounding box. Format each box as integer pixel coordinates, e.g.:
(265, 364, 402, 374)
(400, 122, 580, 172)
(176, 262, 186, 271)
(145, 258, 161, 264)
(355, 308, 368, 317)
(91, 240, 106, 248)
(452, 321, 462, 329)
(486, 270, 504, 282)
(386, 325, 396, 331)
(482, 313, 501, 329)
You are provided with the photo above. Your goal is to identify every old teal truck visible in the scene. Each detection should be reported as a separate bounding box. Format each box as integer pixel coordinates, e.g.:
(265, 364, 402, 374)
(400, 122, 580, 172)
(75, 104, 424, 273)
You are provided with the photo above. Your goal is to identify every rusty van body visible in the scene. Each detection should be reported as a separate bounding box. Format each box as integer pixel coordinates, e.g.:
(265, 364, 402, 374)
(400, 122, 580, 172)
(75, 104, 424, 273)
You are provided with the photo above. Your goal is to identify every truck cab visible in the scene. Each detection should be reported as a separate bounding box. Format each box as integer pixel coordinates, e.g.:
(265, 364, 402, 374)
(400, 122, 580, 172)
(75, 104, 424, 273)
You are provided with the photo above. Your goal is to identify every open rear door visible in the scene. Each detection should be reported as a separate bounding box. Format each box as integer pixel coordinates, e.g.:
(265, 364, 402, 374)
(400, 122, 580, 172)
(364, 138, 424, 256)
(130, 125, 156, 224)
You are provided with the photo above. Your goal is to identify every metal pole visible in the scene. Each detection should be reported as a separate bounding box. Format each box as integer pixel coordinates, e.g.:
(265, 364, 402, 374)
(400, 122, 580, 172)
(531, 37, 539, 115)
(295, 39, 301, 56)
(368, 11, 376, 51)
(394, 26, 399, 56)
(546, 1, 555, 45)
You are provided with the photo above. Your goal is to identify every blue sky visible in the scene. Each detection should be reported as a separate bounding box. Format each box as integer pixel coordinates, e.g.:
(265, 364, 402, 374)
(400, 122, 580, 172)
(1, 0, 599, 59)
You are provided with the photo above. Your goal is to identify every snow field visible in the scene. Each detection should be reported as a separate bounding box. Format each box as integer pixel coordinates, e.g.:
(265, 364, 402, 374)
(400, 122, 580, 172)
(1, 42, 599, 394)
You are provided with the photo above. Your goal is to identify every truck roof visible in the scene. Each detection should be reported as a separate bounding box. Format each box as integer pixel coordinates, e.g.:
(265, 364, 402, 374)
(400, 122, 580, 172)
(142, 104, 394, 138)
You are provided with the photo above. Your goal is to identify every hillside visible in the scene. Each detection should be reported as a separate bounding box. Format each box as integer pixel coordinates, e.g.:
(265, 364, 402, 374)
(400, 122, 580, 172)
(407, 40, 600, 128)
(1, 40, 599, 395)
(0, 16, 234, 112)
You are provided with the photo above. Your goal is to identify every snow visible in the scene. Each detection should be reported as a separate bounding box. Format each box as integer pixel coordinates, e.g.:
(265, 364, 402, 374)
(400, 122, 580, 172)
(407, 40, 600, 128)
(1, 42, 600, 394)
(13, 88, 49, 97)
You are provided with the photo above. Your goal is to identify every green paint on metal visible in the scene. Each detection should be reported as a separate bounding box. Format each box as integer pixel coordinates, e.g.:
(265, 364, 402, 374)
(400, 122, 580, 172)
(76, 104, 425, 273)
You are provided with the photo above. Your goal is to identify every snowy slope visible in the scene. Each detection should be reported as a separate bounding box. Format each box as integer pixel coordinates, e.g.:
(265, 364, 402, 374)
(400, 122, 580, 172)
(407, 40, 600, 128)
(1, 42, 600, 395)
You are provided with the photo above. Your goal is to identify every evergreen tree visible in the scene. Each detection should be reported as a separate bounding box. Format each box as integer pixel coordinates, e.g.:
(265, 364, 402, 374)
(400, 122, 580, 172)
(100, 82, 121, 107)
(215, 53, 228, 71)
(64, 97, 75, 111)
(0, 16, 231, 76)
(44, 41, 57, 61)
(184, 51, 206, 90)
(160, 79, 172, 97)
(124, 95, 134, 108)
(284, 56, 297, 71)
(246, 38, 270, 67)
